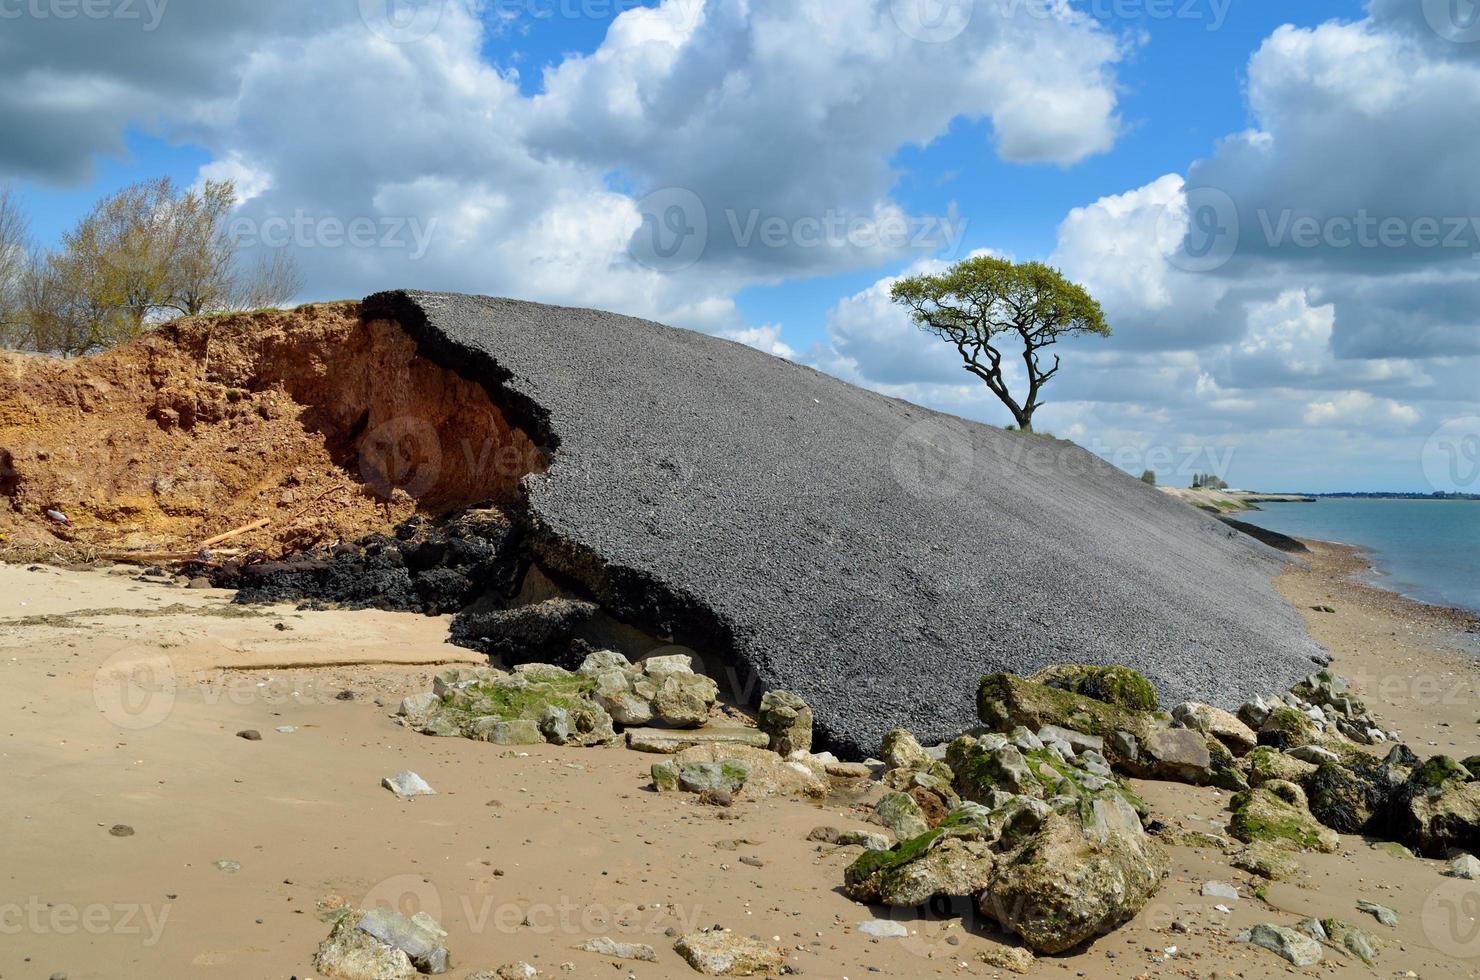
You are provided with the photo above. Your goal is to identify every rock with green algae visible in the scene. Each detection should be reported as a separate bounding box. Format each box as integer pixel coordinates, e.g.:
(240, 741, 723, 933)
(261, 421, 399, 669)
(658, 743, 829, 800)
(844, 807, 998, 904)
(1304, 758, 1395, 834)
(407, 665, 618, 748)
(982, 794, 1167, 955)
(875, 792, 931, 841)
(1227, 780, 1340, 853)
(880, 728, 956, 794)
(676, 760, 752, 795)
(1245, 746, 1317, 786)
(947, 737, 1040, 800)
(846, 759, 1164, 954)
(1389, 755, 1480, 857)
(1204, 737, 1249, 792)
(975, 673, 1219, 785)
(977, 674, 1148, 747)
(1230, 840, 1302, 881)
(881, 728, 934, 770)
(1029, 664, 1160, 712)
(1257, 706, 1323, 751)
(1369, 840, 1414, 859)
(946, 734, 1146, 818)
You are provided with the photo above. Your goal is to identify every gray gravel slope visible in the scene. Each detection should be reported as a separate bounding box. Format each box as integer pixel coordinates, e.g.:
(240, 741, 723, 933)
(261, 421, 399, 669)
(365, 289, 1323, 757)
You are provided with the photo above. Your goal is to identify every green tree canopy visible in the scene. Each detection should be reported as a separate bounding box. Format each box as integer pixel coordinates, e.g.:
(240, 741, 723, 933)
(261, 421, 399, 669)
(2, 177, 300, 356)
(891, 256, 1110, 432)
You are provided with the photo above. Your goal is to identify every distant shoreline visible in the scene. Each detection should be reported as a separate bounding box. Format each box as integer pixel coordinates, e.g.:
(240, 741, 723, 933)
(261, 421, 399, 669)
(1299, 536, 1480, 633)
(1268, 492, 1480, 501)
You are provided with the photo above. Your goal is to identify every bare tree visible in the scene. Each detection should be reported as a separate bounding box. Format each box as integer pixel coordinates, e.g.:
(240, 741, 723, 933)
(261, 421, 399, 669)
(891, 256, 1111, 433)
(162, 179, 239, 316)
(231, 245, 303, 311)
(0, 185, 30, 348)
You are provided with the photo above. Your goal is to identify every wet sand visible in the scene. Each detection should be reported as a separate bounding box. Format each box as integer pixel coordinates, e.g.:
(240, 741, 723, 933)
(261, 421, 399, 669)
(2, 542, 1479, 979)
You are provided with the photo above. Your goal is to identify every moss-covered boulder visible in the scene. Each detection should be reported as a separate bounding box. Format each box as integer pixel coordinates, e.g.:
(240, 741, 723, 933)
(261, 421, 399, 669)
(1389, 756, 1480, 857)
(977, 672, 1221, 785)
(844, 808, 996, 904)
(1257, 707, 1322, 751)
(411, 666, 618, 747)
(1030, 665, 1159, 713)
(1230, 840, 1301, 881)
(1205, 737, 1250, 792)
(875, 792, 931, 840)
(881, 728, 933, 771)
(1228, 781, 1340, 853)
(1305, 758, 1394, 834)
(1246, 746, 1318, 786)
(948, 737, 1041, 801)
(667, 743, 828, 801)
(982, 795, 1167, 955)
(979, 674, 1140, 739)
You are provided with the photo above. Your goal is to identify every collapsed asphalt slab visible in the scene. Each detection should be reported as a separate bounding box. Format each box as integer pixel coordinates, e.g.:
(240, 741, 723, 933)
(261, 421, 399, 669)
(363, 289, 1324, 758)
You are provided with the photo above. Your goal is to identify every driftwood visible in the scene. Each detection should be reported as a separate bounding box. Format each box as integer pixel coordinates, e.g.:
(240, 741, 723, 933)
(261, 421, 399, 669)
(94, 548, 244, 565)
(199, 518, 271, 549)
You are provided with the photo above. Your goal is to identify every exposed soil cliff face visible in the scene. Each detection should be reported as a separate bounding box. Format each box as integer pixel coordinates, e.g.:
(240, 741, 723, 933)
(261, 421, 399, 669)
(0, 303, 544, 558)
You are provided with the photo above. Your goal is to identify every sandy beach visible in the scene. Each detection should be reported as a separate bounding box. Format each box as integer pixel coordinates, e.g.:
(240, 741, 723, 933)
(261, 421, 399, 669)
(2, 540, 1479, 980)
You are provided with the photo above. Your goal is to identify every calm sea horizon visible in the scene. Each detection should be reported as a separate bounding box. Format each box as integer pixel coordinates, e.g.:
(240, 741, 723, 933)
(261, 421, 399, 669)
(1236, 498, 1480, 617)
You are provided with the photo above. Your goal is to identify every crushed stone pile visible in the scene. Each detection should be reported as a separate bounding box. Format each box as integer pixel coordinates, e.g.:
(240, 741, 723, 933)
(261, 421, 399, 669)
(361, 290, 1325, 756)
(1, 291, 1325, 756)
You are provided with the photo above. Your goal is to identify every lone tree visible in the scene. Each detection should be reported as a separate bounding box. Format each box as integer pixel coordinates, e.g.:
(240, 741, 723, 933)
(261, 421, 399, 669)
(891, 256, 1110, 433)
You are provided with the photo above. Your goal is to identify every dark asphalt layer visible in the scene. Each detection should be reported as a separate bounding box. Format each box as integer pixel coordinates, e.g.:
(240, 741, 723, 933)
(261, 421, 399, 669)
(364, 290, 1324, 758)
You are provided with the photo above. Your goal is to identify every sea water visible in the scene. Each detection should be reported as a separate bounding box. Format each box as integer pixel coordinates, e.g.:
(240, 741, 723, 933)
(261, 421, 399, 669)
(1238, 499, 1480, 616)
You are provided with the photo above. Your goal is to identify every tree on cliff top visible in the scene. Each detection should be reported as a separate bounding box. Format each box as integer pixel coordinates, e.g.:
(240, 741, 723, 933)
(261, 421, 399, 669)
(2, 178, 300, 356)
(891, 256, 1110, 433)
(0, 185, 29, 347)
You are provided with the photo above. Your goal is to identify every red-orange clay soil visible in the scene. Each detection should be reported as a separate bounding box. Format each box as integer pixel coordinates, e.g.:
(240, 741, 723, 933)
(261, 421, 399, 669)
(0, 304, 545, 562)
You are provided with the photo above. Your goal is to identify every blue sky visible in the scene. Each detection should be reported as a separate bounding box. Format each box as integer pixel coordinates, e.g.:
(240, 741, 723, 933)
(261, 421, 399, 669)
(3, 0, 1477, 492)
